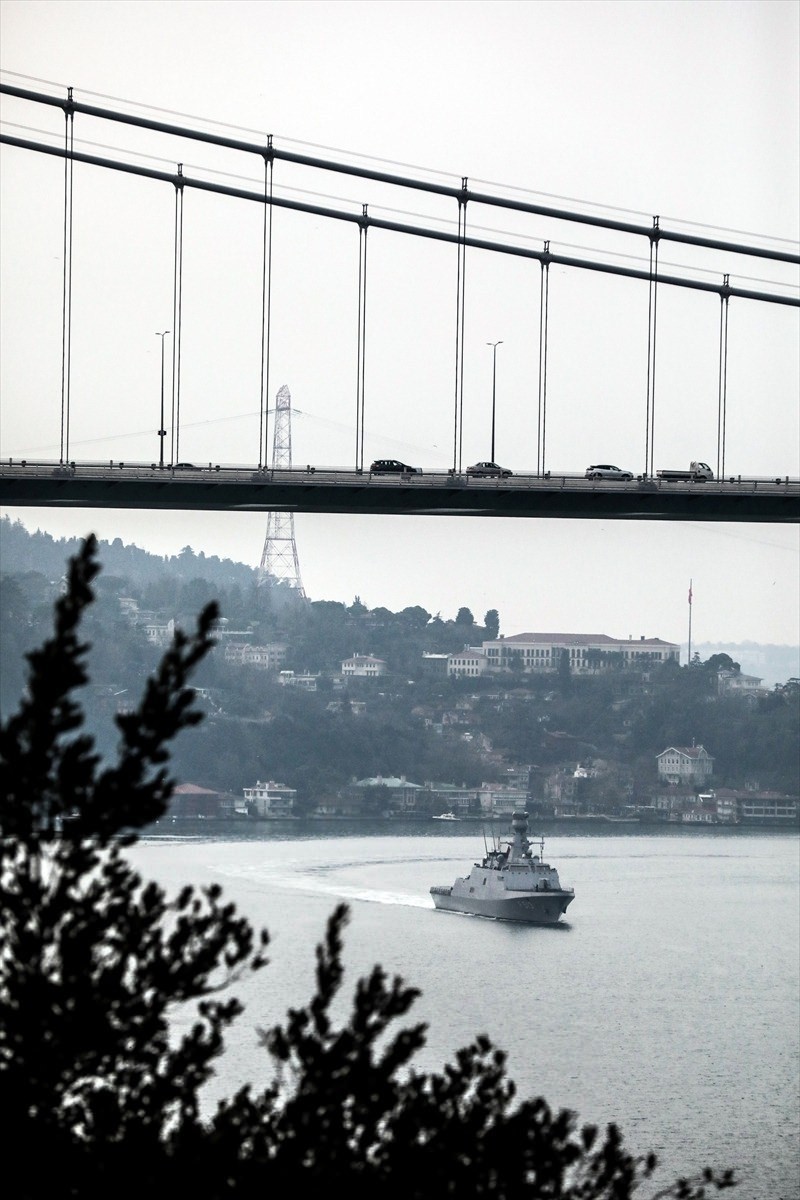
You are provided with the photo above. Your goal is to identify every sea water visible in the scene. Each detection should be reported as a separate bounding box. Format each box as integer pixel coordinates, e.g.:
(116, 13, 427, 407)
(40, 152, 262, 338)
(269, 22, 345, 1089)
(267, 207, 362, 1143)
(128, 823, 800, 1200)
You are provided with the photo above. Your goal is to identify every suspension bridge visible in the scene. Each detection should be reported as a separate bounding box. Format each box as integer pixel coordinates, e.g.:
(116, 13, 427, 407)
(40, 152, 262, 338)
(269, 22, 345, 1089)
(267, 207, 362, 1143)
(1, 81, 798, 524)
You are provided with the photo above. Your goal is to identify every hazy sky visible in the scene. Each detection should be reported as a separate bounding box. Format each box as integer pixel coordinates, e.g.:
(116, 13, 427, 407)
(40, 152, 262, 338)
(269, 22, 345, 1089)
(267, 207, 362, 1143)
(1, 0, 798, 648)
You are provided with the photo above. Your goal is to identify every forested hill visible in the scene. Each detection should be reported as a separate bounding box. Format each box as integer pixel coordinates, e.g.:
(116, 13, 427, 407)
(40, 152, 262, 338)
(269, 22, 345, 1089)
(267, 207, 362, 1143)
(2, 516, 798, 799)
(0, 516, 259, 591)
(3, 517, 797, 687)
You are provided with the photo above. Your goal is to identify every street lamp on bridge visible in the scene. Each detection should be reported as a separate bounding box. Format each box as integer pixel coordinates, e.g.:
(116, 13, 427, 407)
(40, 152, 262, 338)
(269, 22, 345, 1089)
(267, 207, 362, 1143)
(487, 340, 503, 462)
(155, 330, 170, 468)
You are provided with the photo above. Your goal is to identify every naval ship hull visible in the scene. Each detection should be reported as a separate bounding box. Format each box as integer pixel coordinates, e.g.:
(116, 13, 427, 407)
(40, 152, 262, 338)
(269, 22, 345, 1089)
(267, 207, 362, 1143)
(430, 884, 573, 924)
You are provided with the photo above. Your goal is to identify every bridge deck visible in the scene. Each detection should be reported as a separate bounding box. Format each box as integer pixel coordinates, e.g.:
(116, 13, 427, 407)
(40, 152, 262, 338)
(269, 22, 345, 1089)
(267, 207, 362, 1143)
(1, 463, 798, 522)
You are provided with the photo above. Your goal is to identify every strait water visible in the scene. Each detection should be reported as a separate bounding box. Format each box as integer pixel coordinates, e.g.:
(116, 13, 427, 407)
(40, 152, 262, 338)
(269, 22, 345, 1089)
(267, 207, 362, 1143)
(128, 823, 800, 1199)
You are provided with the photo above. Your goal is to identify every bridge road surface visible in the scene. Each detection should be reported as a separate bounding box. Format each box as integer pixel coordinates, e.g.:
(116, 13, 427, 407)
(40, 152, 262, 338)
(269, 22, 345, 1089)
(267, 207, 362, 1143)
(1, 462, 798, 523)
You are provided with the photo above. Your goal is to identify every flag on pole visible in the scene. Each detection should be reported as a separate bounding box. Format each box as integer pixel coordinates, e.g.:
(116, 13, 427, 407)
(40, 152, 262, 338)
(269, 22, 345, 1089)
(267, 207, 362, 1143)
(688, 582, 693, 605)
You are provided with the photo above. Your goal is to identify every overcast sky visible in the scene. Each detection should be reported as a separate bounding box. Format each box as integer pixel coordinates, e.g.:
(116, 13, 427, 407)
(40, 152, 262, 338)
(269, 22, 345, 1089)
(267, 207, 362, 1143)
(1, 0, 798, 652)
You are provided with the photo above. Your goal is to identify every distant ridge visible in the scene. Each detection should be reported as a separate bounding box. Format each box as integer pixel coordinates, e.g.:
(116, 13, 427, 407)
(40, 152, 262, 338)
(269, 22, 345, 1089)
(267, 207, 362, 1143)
(0, 515, 258, 590)
(683, 641, 799, 688)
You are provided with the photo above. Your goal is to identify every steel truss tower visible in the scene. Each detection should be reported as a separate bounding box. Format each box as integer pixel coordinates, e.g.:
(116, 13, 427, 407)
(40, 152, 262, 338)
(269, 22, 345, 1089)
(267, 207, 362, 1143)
(258, 384, 307, 598)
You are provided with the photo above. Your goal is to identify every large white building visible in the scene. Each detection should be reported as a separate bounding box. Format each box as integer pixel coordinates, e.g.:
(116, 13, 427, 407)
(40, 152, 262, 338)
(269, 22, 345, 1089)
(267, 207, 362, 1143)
(480, 632, 680, 675)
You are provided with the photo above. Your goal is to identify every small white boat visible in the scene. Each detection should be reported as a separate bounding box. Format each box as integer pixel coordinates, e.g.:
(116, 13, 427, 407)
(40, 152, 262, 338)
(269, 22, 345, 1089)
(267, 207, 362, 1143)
(432, 812, 460, 821)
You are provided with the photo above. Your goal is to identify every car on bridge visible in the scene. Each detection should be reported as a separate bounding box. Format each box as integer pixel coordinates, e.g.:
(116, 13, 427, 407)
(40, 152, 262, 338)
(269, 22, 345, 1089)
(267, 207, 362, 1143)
(369, 459, 422, 475)
(585, 464, 634, 481)
(466, 461, 513, 478)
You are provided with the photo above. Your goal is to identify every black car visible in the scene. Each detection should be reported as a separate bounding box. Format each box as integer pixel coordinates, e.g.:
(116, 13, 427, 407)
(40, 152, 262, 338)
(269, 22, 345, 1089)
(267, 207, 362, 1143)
(369, 459, 422, 475)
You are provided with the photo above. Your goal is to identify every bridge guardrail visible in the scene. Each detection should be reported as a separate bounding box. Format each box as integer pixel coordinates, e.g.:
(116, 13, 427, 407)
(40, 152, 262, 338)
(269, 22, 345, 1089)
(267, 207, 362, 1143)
(2, 458, 799, 494)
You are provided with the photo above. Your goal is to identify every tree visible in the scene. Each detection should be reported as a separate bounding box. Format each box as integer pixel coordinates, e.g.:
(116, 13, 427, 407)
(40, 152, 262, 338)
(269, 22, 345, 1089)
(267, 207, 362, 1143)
(704, 653, 741, 674)
(0, 538, 735, 1199)
(484, 608, 500, 639)
(398, 605, 432, 631)
(558, 647, 573, 694)
(455, 606, 475, 627)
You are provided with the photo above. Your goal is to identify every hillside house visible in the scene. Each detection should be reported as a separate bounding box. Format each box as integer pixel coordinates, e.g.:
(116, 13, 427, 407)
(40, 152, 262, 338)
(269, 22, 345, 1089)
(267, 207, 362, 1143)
(341, 654, 387, 677)
(717, 670, 765, 697)
(223, 641, 287, 669)
(447, 647, 490, 678)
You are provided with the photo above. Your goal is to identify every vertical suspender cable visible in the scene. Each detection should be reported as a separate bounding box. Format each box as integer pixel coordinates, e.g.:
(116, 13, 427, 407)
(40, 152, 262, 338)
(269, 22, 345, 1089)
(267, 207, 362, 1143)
(60, 90, 75, 464)
(644, 217, 660, 478)
(355, 206, 368, 472)
(259, 142, 274, 469)
(537, 243, 551, 476)
(717, 275, 730, 481)
(457, 179, 468, 473)
(359, 206, 368, 473)
(355, 225, 363, 469)
(452, 179, 468, 473)
(171, 165, 184, 466)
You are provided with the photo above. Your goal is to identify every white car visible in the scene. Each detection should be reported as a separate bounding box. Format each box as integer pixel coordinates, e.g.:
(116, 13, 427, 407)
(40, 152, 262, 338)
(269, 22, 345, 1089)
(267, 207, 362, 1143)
(466, 461, 513, 478)
(585, 464, 633, 481)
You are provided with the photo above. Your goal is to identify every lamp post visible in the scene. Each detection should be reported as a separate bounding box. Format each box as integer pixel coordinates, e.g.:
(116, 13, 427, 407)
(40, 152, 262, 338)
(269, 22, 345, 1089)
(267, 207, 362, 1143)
(487, 340, 503, 462)
(155, 330, 170, 468)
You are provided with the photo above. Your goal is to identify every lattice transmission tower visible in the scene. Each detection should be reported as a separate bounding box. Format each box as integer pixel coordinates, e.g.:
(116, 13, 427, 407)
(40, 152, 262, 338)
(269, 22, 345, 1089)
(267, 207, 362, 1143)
(258, 384, 307, 599)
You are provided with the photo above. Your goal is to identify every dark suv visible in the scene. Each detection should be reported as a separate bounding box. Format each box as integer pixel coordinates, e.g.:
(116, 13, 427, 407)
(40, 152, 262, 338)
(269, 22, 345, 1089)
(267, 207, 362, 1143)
(369, 459, 422, 475)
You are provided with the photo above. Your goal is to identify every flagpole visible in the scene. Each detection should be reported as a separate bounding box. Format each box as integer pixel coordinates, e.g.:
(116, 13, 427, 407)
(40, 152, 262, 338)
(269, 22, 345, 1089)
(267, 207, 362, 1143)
(687, 579, 693, 665)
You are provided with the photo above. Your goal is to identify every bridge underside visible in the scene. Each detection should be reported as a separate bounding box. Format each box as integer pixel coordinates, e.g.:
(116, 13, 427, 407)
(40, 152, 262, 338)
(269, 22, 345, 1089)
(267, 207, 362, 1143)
(1, 476, 797, 523)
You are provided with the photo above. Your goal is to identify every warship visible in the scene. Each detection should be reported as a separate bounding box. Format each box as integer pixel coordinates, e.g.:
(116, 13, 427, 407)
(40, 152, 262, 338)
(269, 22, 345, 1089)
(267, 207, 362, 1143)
(430, 810, 574, 924)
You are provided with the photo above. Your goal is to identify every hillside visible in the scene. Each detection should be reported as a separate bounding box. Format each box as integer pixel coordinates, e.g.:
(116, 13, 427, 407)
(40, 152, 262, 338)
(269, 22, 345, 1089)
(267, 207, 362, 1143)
(2, 517, 798, 805)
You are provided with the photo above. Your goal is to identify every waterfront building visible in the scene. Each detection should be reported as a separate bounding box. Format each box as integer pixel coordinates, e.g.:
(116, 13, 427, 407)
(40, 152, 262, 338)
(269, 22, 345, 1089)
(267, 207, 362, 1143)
(738, 793, 799, 824)
(168, 783, 228, 818)
(337, 775, 425, 817)
(656, 745, 714, 786)
(242, 780, 298, 818)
